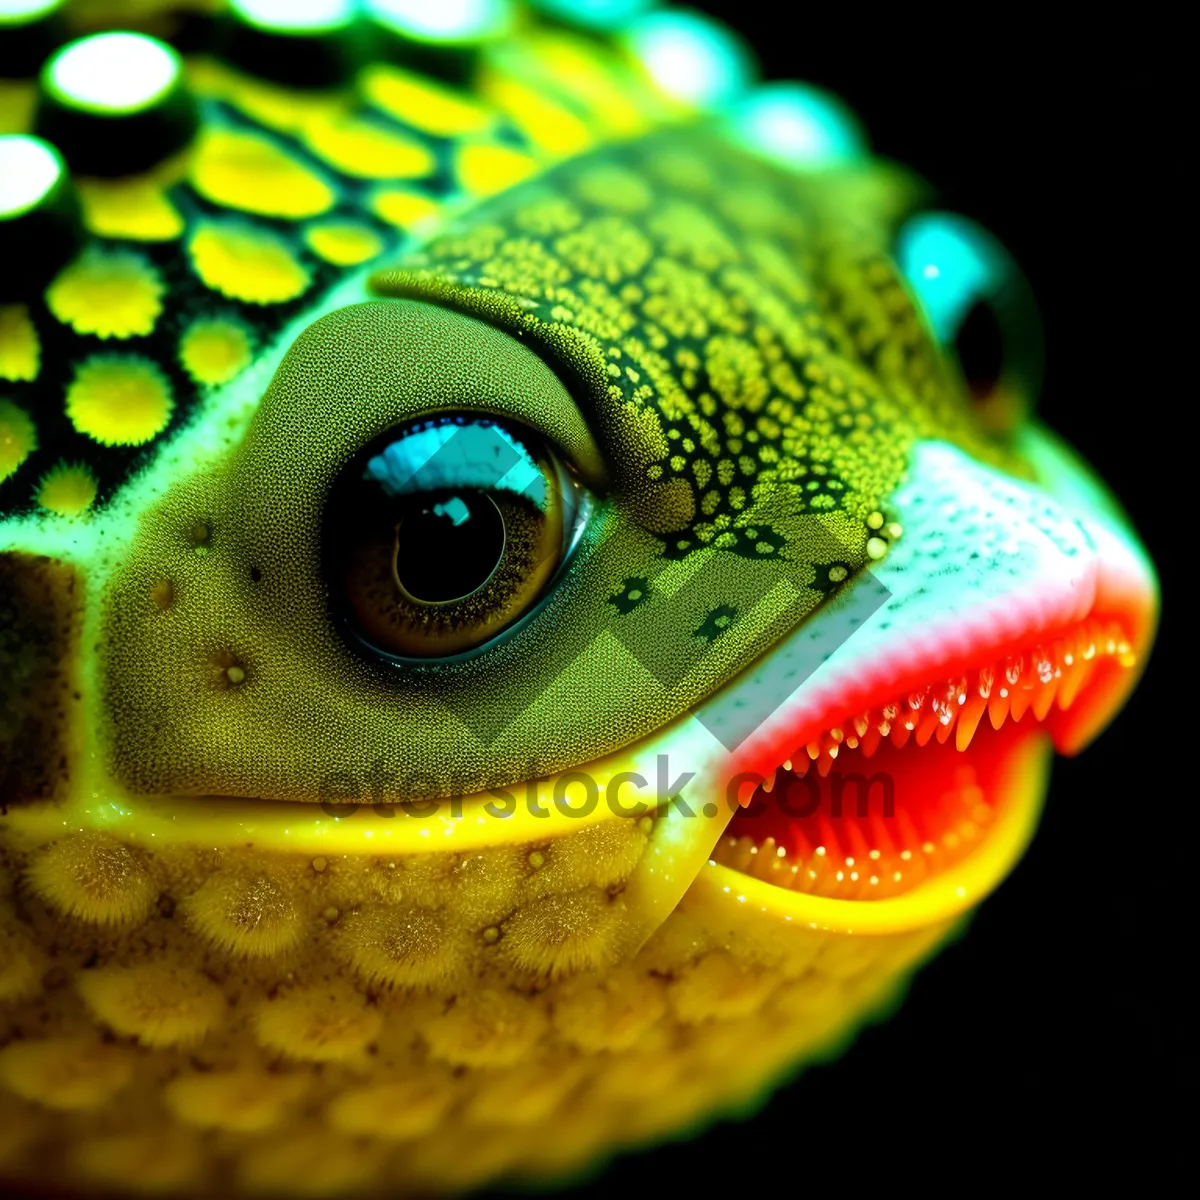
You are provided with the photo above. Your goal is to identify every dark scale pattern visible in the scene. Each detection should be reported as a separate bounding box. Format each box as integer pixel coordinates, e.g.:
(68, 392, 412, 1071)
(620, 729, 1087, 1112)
(376, 129, 1009, 579)
(0, 65, 539, 520)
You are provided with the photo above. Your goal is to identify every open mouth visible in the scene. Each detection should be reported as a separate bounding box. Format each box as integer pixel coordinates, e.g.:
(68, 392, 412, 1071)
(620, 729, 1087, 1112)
(713, 615, 1136, 903)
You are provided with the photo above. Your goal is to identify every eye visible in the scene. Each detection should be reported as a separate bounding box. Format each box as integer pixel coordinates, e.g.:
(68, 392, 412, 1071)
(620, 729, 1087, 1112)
(323, 413, 589, 660)
(897, 211, 1043, 436)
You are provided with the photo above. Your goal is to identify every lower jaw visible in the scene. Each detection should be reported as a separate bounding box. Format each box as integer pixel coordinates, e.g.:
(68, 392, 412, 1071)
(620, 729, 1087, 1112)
(692, 613, 1139, 936)
(691, 725, 1052, 940)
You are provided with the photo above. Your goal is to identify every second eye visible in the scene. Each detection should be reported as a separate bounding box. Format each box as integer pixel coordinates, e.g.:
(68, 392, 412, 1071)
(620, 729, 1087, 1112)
(324, 414, 588, 660)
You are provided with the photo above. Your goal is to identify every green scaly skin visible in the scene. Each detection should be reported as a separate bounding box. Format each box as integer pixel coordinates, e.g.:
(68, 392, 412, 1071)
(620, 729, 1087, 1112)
(0, 4, 1158, 1196)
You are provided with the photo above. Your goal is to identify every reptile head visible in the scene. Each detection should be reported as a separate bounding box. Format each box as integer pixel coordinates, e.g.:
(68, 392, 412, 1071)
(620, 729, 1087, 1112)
(0, 5, 1157, 1196)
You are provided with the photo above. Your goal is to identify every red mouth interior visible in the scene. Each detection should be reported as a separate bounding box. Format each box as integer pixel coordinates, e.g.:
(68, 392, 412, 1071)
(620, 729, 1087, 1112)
(718, 617, 1134, 901)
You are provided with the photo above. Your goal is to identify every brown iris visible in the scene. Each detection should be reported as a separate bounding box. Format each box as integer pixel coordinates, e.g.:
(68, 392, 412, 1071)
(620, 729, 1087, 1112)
(324, 416, 573, 659)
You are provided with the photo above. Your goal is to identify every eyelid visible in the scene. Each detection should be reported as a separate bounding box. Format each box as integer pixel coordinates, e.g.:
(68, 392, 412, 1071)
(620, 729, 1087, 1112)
(237, 298, 609, 517)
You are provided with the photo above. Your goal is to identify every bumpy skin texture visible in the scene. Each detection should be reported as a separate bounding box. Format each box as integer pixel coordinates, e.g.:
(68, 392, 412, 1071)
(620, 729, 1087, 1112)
(0, 4, 1154, 1198)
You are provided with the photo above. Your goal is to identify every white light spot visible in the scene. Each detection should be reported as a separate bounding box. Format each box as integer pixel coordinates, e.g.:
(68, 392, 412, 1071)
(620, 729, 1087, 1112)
(47, 32, 179, 114)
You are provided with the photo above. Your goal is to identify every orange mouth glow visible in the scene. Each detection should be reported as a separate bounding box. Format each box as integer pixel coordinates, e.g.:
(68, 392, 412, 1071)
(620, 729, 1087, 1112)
(716, 616, 1136, 901)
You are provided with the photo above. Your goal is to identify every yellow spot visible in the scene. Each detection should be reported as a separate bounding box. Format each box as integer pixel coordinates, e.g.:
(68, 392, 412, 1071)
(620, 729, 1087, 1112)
(423, 986, 549, 1069)
(25, 832, 156, 927)
(529, 35, 655, 136)
(0, 399, 37, 482)
(370, 187, 441, 230)
(360, 65, 492, 137)
(46, 250, 165, 340)
(303, 221, 385, 267)
(254, 981, 382, 1063)
(457, 142, 540, 196)
(189, 128, 334, 219)
(482, 73, 595, 156)
(302, 115, 434, 179)
(0, 1038, 134, 1110)
(464, 1060, 588, 1126)
(0, 304, 39, 382)
(189, 222, 310, 304)
(184, 868, 303, 958)
(503, 887, 622, 979)
(866, 535, 888, 560)
(325, 1072, 456, 1140)
(552, 968, 667, 1053)
(165, 1070, 309, 1134)
(540, 817, 647, 890)
(77, 963, 226, 1048)
(65, 355, 174, 447)
(77, 176, 184, 241)
(36, 460, 98, 516)
(341, 904, 467, 991)
(178, 317, 253, 386)
(187, 57, 340, 136)
(667, 950, 776, 1023)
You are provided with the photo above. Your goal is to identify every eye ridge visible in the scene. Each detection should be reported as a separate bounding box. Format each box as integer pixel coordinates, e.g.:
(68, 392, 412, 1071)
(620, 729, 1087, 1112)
(324, 412, 589, 663)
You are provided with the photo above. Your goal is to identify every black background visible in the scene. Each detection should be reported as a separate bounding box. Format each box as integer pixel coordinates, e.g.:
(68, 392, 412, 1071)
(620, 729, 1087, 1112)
(557, 9, 1183, 1190)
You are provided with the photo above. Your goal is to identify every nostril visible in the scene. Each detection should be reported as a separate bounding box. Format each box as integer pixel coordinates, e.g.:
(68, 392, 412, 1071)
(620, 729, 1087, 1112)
(187, 520, 212, 553)
(150, 578, 174, 610)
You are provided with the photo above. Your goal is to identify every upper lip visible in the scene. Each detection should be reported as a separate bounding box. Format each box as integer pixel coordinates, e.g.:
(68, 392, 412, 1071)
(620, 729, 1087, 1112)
(723, 441, 1158, 790)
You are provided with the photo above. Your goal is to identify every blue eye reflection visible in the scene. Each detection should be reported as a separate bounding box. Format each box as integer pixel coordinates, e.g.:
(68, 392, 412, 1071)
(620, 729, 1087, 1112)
(363, 417, 548, 511)
(433, 495, 471, 527)
(325, 413, 593, 660)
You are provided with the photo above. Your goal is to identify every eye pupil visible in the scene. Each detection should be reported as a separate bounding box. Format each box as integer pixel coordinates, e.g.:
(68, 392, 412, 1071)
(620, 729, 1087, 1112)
(954, 298, 1005, 398)
(392, 491, 506, 605)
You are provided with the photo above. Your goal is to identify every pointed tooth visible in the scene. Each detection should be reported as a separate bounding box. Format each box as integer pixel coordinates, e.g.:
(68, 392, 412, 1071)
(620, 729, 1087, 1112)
(1032, 677, 1059, 720)
(889, 722, 912, 749)
(853, 713, 871, 738)
(935, 707, 958, 744)
(762, 769, 776, 793)
(1009, 685, 1034, 722)
(794, 755, 810, 778)
(987, 691, 1010, 730)
(956, 694, 987, 751)
(817, 751, 835, 778)
(806, 741, 821, 761)
(782, 759, 793, 772)
(859, 726, 883, 758)
(730, 836, 755, 873)
(915, 711, 940, 747)
(754, 837, 778, 880)
(1057, 659, 1094, 710)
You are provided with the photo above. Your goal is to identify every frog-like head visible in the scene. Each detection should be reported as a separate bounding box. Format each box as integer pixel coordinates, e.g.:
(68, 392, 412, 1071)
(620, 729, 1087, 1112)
(0, 5, 1157, 1195)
